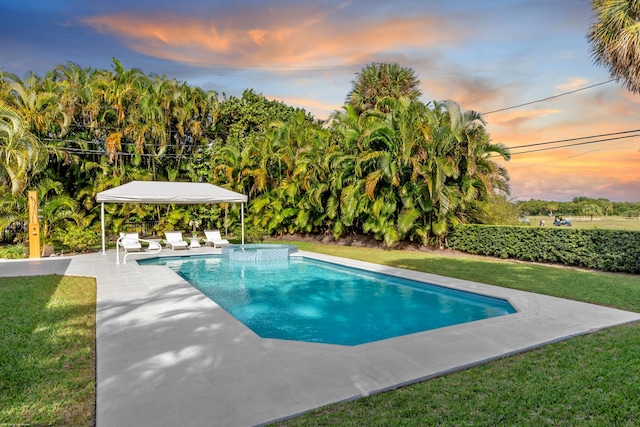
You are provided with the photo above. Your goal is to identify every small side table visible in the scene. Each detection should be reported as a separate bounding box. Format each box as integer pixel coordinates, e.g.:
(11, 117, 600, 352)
(189, 237, 201, 248)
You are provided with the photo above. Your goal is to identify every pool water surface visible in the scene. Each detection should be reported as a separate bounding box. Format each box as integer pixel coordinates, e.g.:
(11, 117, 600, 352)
(139, 255, 516, 345)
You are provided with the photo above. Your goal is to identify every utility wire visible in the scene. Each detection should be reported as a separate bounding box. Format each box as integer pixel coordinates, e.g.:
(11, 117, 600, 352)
(51, 130, 640, 159)
(55, 146, 192, 159)
(52, 124, 640, 151)
(509, 134, 640, 156)
(506, 129, 640, 150)
(506, 138, 633, 170)
(481, 79, 616, 115)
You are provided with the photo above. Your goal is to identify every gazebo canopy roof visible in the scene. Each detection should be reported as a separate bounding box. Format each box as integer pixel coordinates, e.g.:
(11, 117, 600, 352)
(96, 181, 247, 204)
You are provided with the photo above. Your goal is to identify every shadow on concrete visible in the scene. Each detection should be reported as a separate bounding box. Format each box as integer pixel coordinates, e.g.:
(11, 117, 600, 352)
(0, 258, 72, 277)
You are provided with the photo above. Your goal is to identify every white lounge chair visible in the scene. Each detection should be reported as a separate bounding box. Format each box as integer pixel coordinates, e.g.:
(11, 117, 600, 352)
(119, 232, 142, 253)
(204, 229, 230, 248)
(164, 231, 189, 250)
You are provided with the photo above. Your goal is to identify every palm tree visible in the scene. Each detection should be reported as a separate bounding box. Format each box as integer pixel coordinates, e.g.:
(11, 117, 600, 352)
(582, 203, 603, 221)
(53, 62, 100, 130)
(587, 0, 640, 93)
(270, 112, 331, 234)
(440, 100, 510, 204)
(35, 178, 83, 245)
(125, 86, 165, 161)
(0, 185, 28, 237)
(94, 59, 144, 168)
(601, 199, 615, 216)
(2, 71, 70, 137)
(329, 99, 429, 244)
(0, 102, 48, 195)
(346, 62, 422, 114)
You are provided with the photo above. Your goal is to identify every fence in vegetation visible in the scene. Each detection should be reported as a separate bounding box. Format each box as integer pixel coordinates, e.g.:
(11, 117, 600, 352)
(448, 225, 640, 274)
(1, 222, 28, 243)
(120, 222, 160, 238)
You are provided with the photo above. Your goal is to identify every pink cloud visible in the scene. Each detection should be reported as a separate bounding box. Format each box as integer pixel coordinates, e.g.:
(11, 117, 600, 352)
(556, 78, 589, 92)
(81, 7, 467, 68)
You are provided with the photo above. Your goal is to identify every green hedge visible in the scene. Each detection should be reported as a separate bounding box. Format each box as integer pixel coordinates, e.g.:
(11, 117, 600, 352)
(448, 225, 640, 273)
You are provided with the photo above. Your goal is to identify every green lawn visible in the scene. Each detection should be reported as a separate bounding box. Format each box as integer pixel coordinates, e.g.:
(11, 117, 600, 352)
(529, 215, 640, 231)
(271, 241, 640, 426)
(0, 275, 96, 426)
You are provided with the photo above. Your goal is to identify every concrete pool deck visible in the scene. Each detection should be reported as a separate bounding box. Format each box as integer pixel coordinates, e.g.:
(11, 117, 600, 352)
(2, 248, 640, 426)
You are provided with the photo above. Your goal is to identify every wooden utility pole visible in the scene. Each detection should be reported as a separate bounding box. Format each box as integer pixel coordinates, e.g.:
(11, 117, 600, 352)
(28, 190, 40, 258)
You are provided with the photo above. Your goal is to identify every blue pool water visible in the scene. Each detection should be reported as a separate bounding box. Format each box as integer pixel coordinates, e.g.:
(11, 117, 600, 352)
(139, 255, 516, 346)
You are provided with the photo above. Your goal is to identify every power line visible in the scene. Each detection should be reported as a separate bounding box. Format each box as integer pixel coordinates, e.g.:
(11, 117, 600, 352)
(506, 138, 633, 170)
(54, 146, 195, 160)
(42, 137, 206, 150)
(509, 134, 640, 155)
(51, 129, 640, 159)
(506, 129, 640, 150)
(481, 79, 616, 115)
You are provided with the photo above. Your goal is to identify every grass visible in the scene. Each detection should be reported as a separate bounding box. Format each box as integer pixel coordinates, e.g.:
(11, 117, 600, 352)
(0, 275, 96, 426)
(529, 215, 640, 231)
(270, 241, 640, 426)
(276, 323, 640, 426)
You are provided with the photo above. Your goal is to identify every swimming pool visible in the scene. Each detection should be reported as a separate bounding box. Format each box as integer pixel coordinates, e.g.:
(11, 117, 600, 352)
(139, 255, 516, 345)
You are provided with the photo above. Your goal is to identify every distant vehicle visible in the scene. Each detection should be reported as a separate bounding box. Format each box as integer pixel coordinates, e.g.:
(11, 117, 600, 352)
(553, 216, 572, 226)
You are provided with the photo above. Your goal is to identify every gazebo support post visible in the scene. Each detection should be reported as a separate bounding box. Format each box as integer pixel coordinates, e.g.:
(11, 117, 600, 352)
(241, 202, 245, 246)
(101, 202, 106, 255)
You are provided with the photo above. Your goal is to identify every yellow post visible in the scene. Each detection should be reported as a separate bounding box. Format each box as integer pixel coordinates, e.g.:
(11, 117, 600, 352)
(28, 190, 40, 259)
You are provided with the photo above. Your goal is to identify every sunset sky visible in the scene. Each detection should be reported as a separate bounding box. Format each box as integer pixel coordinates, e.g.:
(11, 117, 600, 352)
(2, 0, 639, 201)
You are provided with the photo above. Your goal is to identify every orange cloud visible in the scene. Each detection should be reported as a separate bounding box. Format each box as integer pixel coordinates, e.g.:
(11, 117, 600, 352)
(556, 78, 589, 92)
(267, 95, 341, 120)
(81, 7, 465, 68)
(84, 13, 247, 56)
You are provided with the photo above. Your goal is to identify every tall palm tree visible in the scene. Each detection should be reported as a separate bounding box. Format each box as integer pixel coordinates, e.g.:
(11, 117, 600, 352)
(440, 100, 510, 202)
(94, 59, 144, 168)
(346, 62, 422, 114)
(125, 91, 165, 164)
(587, 0, 640, 93)
(53, 62, 99, 130)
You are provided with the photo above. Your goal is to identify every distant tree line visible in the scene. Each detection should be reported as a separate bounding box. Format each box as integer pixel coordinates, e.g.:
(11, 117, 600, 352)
(517, 197, 640, 218)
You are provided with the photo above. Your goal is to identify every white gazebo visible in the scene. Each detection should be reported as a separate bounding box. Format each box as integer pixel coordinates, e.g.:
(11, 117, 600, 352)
(95, 181, 248, 254)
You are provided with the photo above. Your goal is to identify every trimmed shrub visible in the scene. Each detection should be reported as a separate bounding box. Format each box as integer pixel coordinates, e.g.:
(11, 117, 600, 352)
(448, 225, 640, 273)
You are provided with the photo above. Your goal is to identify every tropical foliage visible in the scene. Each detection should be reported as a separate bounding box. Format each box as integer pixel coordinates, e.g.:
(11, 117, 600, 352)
(588, 0, 640, 93)
(0, 101, 48, 195)
(0, 60, 511, 250)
